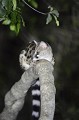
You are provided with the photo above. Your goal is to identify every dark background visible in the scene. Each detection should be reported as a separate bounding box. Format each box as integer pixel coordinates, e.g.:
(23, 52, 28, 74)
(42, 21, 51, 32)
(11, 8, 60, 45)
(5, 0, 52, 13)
(0, 0, 79, 120)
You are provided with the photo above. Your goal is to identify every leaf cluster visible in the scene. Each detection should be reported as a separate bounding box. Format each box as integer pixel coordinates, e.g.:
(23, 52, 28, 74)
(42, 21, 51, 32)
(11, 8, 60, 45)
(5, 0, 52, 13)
(0, 0, 25, 34)
(46, 6, 59, 26)
(0, 0, 59, 34)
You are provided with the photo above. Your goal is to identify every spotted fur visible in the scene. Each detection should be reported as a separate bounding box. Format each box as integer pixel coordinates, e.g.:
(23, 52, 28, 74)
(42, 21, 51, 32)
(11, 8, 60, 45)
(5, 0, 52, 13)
(19, 40, 54, 120)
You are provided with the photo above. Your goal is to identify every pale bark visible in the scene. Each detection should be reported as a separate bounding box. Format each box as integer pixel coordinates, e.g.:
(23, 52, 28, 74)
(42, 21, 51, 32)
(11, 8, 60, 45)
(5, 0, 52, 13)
(0, 60, 56, 120)
(0, 67, 38, 120)
(36, 60, 56, 120)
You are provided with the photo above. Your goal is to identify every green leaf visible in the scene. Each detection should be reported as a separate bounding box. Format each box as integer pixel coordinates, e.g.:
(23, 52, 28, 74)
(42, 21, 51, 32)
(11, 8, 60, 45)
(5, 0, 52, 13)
(48, 6, 59, 17)
(48, 6, 53, 11)
(46, 13, 52, 24)
(16, 22, 20, 34)
(2, 0, 8, 7)
(53, 15, 59, 26)
(10, 24, 16, 31)
(51, 10, 59, 17)
(0, 5, 6, 17)
(2, 0, 13, 12)
(2, 18, 11, 25)
(31, 0, 38, 8)
(28, 0, 38, 8)
(21, 17, 25, 27)
(10, 11, 17, 24)
(13, 0, 17, 10)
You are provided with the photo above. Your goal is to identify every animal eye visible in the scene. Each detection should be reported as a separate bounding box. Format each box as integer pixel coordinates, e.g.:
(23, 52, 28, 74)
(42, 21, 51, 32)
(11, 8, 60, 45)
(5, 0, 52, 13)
(35, 52, 39, 58)
(36, 55, 39, 58)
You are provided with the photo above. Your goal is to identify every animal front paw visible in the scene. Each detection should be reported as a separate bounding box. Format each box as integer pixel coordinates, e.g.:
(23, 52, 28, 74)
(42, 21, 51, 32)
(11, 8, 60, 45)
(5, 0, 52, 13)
(19, 50, 30, 70)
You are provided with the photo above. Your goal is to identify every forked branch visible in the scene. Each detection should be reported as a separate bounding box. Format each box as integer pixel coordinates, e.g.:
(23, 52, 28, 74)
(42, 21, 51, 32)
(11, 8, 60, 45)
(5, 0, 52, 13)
(0, 60, 55, 120)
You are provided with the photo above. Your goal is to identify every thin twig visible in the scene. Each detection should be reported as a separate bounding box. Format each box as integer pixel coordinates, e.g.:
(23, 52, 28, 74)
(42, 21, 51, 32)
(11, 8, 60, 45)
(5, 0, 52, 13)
(22, 0, 48, 15)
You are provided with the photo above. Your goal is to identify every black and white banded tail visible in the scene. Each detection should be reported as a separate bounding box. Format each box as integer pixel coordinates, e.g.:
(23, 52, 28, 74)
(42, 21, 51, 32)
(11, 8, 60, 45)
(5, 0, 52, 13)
(32, 78, 41, 120)
(19, 40, 54, 120)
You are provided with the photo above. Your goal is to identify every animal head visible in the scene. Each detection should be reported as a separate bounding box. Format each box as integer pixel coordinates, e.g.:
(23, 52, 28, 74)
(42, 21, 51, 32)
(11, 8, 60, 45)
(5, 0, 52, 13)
(19, 40, 54, 70)
(33, 41, 53, 63)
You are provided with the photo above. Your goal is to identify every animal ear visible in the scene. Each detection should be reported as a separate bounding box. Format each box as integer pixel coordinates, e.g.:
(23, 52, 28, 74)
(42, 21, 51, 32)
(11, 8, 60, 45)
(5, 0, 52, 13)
(39, 41, 47, 48)
(33, 40, 38, 45)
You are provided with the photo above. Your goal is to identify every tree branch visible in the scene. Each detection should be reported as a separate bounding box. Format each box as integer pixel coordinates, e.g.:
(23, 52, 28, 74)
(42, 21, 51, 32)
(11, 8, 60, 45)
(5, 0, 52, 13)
(36, 60, 56, 120)
(22, 0, 47, 15)
(0, 67, 38, 120)
(0, 60, 56, 120)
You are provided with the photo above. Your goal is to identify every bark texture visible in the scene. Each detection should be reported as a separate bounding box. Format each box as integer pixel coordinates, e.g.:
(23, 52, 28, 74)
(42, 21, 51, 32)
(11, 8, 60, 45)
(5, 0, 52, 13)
(0, 60, 56, 120)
